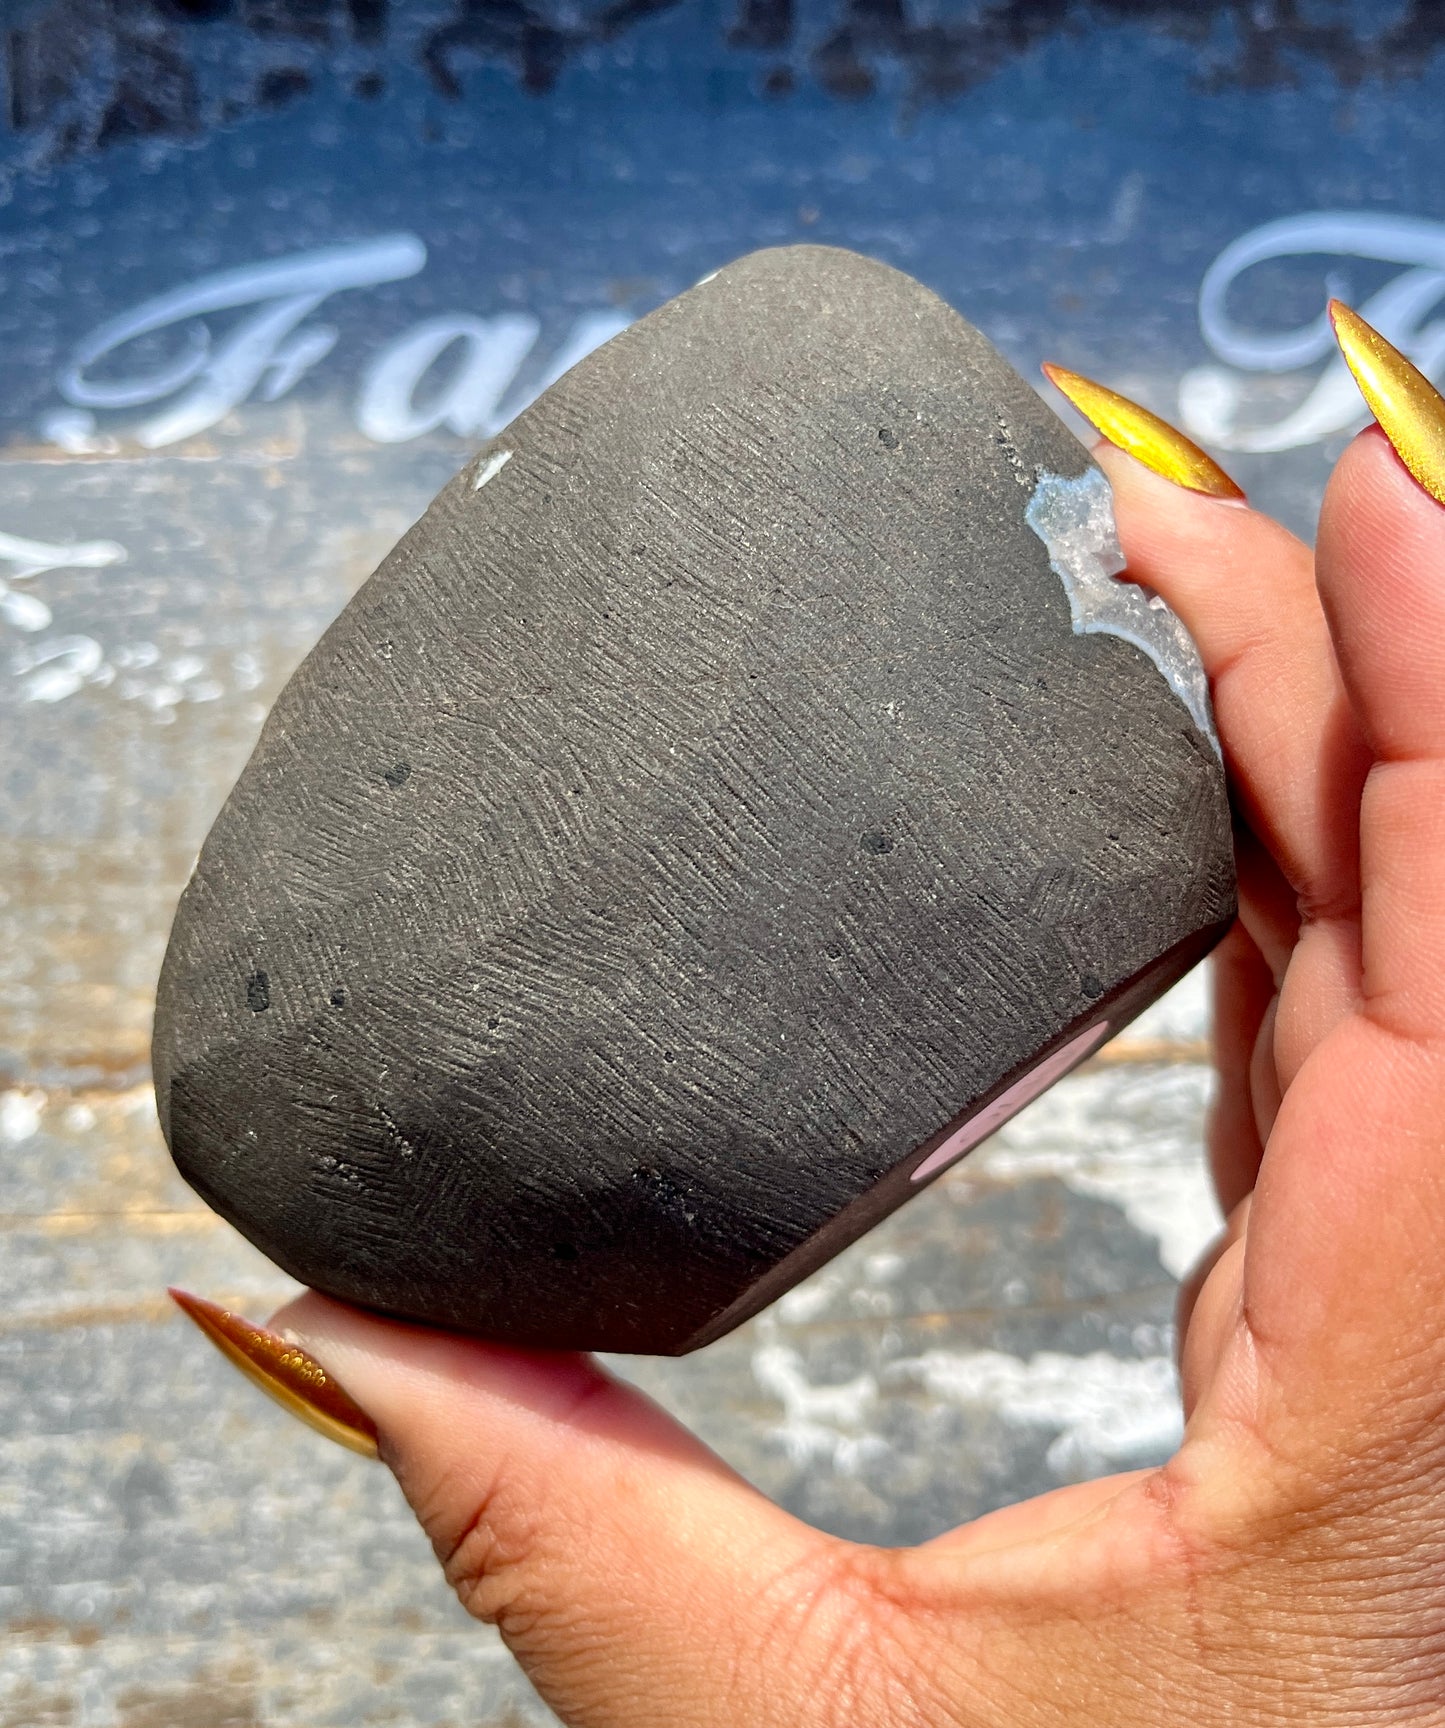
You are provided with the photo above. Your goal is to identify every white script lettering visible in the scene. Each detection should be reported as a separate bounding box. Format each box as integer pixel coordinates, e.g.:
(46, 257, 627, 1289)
(356, 306, 629, 442)
(0, 531, 126, 635)
(357, 313, 540, 442)
(52, 235, 427, 449)
(1180, 211, 1445, 453)
(46, 237, 634, 453)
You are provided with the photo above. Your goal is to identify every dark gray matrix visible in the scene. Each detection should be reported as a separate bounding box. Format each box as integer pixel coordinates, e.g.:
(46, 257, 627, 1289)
(153, 246, 1235, 1353)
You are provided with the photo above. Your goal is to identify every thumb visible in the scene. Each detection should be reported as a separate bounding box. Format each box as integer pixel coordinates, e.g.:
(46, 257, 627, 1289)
(273, 1292, 913, 1728)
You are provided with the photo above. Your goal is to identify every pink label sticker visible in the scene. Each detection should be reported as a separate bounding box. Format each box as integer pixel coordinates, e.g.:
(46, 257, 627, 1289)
(910, 1019, 1112, 1184)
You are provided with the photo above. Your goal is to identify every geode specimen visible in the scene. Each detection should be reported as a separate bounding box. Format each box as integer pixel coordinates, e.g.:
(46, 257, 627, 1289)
(153, 245, 1235, 1354)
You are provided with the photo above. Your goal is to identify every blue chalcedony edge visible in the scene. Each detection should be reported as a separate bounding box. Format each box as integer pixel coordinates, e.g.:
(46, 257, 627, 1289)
(1026, 468, 1220, 758)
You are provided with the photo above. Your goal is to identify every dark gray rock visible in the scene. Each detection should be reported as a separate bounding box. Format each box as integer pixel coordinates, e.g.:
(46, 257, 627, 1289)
(152, 244, 1234, 1354)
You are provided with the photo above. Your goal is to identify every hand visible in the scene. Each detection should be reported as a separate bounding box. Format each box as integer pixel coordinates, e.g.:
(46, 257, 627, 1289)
(242, 324, 1445, 1726)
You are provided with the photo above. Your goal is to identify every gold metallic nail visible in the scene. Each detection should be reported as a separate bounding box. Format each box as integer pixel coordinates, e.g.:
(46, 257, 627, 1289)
(1042, 362, 1246, 501)
(169, 1288, 379, 1457)
(1329, 300, 1445, 507)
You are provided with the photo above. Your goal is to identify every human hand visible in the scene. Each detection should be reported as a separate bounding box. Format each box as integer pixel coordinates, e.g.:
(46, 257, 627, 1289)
(180, 305, 1445, 1726)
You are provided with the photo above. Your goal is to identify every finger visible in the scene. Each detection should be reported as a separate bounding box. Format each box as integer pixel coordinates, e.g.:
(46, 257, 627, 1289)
(1223, 430, 1445, 1435)
(1315, 427, 1445, 1038)
(1097, 447, 1371, 969)
(1207, 921, 1272, 1214)
(1228, 822, 1300, 991)
(271, 1293, 924, 1728)
(1248, 997, 1284, 1154)
(1177, 1196, 1250, 1419)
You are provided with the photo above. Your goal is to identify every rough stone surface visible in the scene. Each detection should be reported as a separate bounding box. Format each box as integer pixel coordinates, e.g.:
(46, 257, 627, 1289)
(152, 244, 1234, 1352)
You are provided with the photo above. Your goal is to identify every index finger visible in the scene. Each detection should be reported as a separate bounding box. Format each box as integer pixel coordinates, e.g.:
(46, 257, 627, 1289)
(1095, 444, 1369, 949)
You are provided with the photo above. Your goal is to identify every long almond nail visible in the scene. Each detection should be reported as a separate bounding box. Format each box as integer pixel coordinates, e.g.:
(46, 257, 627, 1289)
(169, 1289, 379, 1457)
(1329, 300, 1445, 507)
(1042, 362, 1246, 501)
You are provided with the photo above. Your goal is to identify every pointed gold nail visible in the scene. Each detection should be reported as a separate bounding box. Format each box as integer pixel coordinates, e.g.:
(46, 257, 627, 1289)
(1329, 300, 1445, 507)
(1042, 362, 1246, 501)
(169, 1289, 379, 1458)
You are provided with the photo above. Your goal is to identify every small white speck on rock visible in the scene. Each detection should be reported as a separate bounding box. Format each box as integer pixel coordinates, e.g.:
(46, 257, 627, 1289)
(472, 449, 513, 491)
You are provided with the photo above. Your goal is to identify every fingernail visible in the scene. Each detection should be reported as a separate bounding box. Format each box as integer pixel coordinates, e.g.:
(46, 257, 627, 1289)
(1329, 300, 1445, 507)
(168, 1288, 379, 1458)
(1042, 362, 1246, 501)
